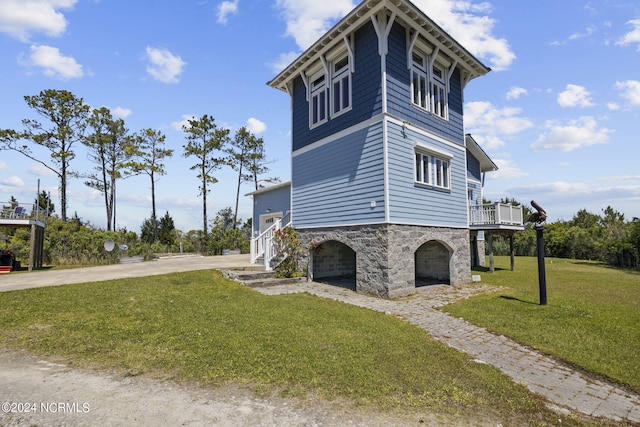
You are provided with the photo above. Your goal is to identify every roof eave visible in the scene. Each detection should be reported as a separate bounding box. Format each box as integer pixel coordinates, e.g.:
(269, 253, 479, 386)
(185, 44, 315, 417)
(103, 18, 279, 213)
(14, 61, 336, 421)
(465, 134, 498, 173)
(267, 0, 490, 92)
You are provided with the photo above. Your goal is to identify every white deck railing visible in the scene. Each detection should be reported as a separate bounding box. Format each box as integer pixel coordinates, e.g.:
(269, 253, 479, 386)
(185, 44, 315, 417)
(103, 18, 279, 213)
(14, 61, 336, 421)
(250, 212, 291, 271)
(469, 203, 523, 226)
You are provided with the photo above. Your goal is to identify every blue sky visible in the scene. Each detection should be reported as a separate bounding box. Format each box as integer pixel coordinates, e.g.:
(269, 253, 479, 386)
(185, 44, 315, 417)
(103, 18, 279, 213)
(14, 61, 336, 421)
(1, 0, 639, 234)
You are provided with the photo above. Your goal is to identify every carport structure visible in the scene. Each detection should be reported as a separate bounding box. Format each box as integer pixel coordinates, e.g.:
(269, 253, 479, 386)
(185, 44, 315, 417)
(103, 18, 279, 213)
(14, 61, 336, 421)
(0, 202, 47, 271)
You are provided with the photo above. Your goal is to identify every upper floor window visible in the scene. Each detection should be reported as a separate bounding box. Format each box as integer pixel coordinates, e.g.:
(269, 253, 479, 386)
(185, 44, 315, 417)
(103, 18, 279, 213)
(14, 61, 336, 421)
(331, 54, 351, 117)
(410, 48, 449, 120)
(411, 51, 428, 109)
(308, 49, 352, 128)
(431, 63, 447, 119)
(310, 72, 327, 127)
(415, 149, 451, 190)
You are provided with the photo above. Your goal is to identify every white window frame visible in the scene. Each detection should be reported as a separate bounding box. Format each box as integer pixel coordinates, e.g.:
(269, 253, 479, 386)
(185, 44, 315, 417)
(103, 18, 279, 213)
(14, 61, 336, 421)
(414, 146, 452, 190)
(309, 71, 328, 128)
(431, 62, 448, 120)
(330, 53, 352, 118)
(409, 47, 449, 121)
(410, 50, 428, 110)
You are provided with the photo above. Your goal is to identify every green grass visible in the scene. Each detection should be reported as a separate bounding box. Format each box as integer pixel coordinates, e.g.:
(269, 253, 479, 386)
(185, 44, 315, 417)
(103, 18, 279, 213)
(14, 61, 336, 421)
(443, 256, 640, 393)
(0, 269, 613, 425)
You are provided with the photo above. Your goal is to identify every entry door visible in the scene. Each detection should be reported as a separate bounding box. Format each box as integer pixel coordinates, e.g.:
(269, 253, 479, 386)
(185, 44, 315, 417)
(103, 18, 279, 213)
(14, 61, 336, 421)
(259, 212, 282, 235)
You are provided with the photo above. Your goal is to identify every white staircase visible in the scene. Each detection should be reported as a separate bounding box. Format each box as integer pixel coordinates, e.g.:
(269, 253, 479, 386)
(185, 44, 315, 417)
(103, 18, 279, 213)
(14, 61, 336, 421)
(250, 213, 291, 271)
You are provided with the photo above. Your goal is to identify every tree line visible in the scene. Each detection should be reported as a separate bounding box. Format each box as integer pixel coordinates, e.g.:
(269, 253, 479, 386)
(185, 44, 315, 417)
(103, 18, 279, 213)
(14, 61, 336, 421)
(0, 89, 274, 251)
(489, 200, 640, 269)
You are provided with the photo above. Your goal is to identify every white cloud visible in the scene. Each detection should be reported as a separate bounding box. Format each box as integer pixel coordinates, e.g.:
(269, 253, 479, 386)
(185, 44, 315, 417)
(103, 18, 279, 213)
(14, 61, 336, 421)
(1, 175, 24, 187)
(412, 0, 515, 70)
(0, 161, 7, 171)
(615, 80, 640, 106)
(171, 114, 197, 131)
(275, 0, 355, 50)
(464, 101, 534, 149)
(269, 51, 299, 74)
(24, 44, 83, 80)
(217, 0, 239, 25)
(607, 102, 620, 111)
(274, 0, 515, 71)
(616, 19, 640, 50)
(557, 84, 594, 108)
(28, 163, 56, 177)
(505, 86, 527, 100)
(487, 157, 528, 180)
(145, 47, 186, 84)
(568, 25, 596, 41)
(246, 117, 266, 134)
(530, 116, 613, 152)
(111, 106, 132, 118)
(0, 0, 76, 41)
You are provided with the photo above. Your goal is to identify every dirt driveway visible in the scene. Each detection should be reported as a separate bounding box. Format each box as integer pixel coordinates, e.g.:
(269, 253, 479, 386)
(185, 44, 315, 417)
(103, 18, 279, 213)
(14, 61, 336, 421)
(0, 349, 467, 427)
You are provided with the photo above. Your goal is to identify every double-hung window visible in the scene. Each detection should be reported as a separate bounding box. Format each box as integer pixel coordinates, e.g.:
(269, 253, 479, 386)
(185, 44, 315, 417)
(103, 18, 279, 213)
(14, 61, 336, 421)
(410, 46, 449, 120)
(331, 54, 351, 116)
(415, 148, 451, 190)
(431, 63, 447, 119)
(411, 51, 428, 110)
(310, 72, 327, 127)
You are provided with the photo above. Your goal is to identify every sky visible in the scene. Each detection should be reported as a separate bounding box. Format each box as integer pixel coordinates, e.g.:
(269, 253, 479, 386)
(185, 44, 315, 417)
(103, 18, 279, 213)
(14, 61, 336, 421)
(0, 0, 639, 235)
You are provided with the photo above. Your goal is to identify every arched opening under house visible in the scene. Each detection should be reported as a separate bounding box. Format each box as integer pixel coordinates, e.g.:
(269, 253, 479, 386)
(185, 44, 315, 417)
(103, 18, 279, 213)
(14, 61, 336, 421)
(415, 240, 452, 286)
(310, 240, 356, 291)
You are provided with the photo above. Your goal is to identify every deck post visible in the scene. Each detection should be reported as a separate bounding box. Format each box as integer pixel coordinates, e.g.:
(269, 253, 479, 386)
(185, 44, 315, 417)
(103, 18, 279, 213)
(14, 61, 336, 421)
(510, 233, 515, 271)
(487, 232, 494, 273)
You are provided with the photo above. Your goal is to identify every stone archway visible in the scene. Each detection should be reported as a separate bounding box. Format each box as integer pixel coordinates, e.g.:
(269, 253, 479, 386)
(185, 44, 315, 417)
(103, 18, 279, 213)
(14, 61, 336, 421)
(310, 240, 356, 290)
(414, 240, 452, 286)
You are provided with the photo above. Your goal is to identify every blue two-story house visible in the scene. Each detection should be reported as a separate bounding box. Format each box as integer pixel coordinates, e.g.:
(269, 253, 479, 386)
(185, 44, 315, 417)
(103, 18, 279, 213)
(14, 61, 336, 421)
(249, 0, 523, 298)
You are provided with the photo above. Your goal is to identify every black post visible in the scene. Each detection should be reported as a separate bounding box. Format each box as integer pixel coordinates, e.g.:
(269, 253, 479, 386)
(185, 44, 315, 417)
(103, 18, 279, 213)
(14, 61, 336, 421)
(535, 225, 547, 305)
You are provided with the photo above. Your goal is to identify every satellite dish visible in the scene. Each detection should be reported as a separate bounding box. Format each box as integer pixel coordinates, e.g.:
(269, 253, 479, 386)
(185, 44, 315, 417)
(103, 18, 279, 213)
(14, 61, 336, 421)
(104, 240, 115, 252)
(119, 244, 129, 251)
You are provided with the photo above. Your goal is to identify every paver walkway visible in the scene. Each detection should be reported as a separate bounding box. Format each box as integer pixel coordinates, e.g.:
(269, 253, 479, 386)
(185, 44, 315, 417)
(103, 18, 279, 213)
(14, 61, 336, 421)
(253, 281, 640, 424)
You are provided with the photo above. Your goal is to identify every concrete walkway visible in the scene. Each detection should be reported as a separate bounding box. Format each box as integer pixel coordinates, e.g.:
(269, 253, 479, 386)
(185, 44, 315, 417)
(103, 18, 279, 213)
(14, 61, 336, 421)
(254, 281, 640, 424)
(1, 256, 638, 424)
(0, 254, 255, 292)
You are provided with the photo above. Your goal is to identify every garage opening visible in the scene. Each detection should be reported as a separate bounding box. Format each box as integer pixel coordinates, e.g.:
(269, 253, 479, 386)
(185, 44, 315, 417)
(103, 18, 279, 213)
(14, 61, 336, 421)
(415, 240, 451, 287)
(311, 240, 356, 290)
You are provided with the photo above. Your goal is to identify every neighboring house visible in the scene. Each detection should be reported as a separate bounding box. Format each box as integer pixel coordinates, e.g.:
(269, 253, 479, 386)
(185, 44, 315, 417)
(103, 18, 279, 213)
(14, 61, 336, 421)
(249, 0, 523, 298)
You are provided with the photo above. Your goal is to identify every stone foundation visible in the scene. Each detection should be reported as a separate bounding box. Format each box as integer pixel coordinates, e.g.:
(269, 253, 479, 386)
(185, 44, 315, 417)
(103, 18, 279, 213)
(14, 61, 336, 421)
(298, 224, 471, 298)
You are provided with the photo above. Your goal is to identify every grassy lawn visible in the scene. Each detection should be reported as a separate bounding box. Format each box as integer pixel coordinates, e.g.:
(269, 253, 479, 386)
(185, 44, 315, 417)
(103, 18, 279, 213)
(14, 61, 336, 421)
(443, 256, 640, 393)
(0, 269, 615, 426)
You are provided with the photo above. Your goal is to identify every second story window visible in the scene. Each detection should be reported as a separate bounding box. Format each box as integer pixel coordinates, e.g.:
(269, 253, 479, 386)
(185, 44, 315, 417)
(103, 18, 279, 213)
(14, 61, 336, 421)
(410, 47, 449, 121)
(310, 72, 327, 127)
(411, 51, 428, 109)
(331, 54, 351, 116)
(431, 63, 447, 119)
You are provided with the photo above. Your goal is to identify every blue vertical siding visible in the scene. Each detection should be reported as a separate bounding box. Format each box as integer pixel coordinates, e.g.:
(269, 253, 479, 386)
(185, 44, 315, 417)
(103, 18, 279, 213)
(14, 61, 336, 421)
(466, 149, 481, 181)
(387, 121, 468, 227)
(252, 184, 291, 233)
(292, 122, 386, 227)
(385, 21, 465, 146)
(291, 22, 382, 152)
